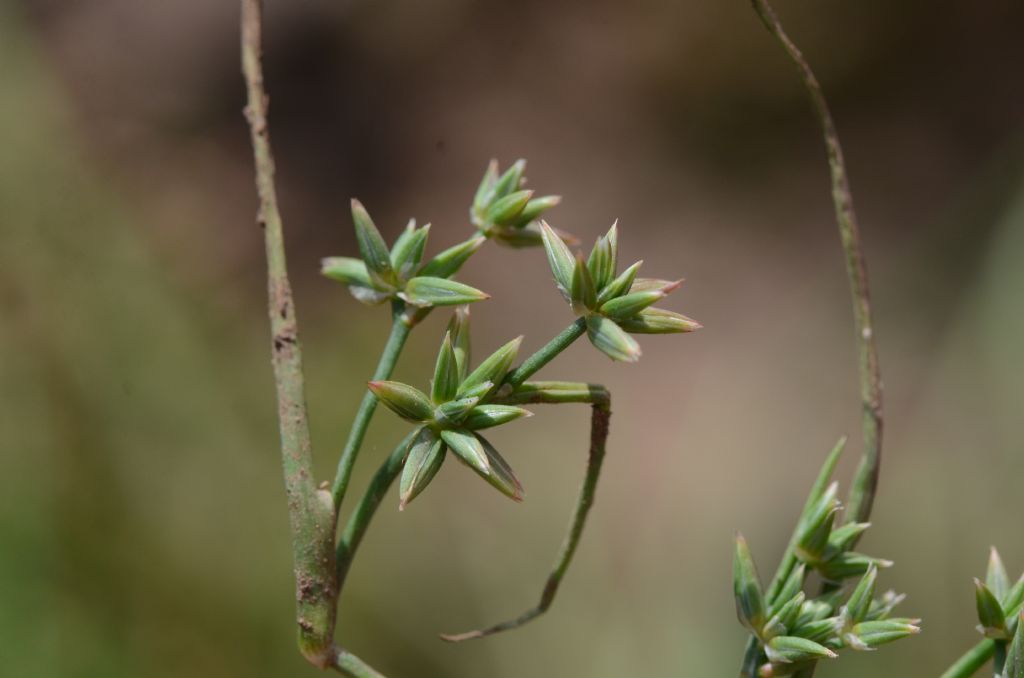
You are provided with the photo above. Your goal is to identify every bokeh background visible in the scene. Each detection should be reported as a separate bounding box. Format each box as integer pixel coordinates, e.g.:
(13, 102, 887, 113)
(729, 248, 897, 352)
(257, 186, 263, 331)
(2, 0, 1023, 676)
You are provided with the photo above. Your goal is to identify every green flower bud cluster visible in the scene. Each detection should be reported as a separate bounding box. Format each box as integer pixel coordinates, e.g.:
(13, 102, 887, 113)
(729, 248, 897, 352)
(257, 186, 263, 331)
(734, 440, 919, 676)
(471, 159, 564, 248)
(322, 199, 489, 318)
(735, 537, 919, 677)
(968, 547, 1024, 678)
(540, 220, 700, 362)
(369, 308, 532, 509)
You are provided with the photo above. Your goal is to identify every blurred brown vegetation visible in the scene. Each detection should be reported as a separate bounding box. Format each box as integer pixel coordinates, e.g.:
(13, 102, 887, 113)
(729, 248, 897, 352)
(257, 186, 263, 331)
(1, 0, 1023, 676)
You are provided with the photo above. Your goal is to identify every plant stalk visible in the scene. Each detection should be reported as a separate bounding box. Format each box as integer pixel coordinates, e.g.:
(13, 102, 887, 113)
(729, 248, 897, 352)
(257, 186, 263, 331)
(504, 317, 587, 388)
(242, 1, 379, 674)
(940, 639, 996, 678)
(336, 431, 416, 588)
(740, 1, 884, 674)
(332, 305, 412, 509)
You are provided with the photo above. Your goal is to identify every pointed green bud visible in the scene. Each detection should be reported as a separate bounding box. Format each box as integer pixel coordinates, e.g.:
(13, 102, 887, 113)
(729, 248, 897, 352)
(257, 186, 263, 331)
(570, 254, 597, 314)
(321, 256, 373, 287)
(796, 482, 840, 565)
(511, 195, 561, 228)
(351, 199, 397, 289)
(490, 221, 577, 249)
(485, 189, 533, 227)
(818, 552, 892, 582)
(976, 578, 1009, 639)
(348, 285, 393, 305)
(463, 405, 532, 430)
(848, 619, 921, 650)
(472, 159, 499, 213)
(458, 336, 522, 398)
(441, 430, 523, 501)
(866, 589, 907, 621)
(432, 332, 460, 404)
(793, 599, 835, 633)
(390, 221, 430, 281)
(596, 260, 642, 305)
(792, 616, 843, 645)
(401, 276, 490, 307)
(434, 394, 482, 428)
(797, 438, 845, 531)
(845, 565, 878, 624)
(417, 235, 486, 279)
(368, 380, 433, 423)
(492, 159, 526, 199)
(770, 565, 807, 618)
(605, 221, 619, 282)
(586, 315, 641, 362)
(1004, 574, 1024, 618)
(630, 277, 680, 293)
(1006, 612, 1024, 678)
(399, 428, 446, 510)
(826, 522, 871, 556)
(540, 220, 576, 300)
(599, 282, 679, 321)
(765, 636, 837, 664)
(446, 306, 471, 382)
(616, 307, 701, 334)
(764, 592, 806, 640)
(734, 533, 767, 635)
(988, 546, 1011, 602)
(457, 380, 494, 401)
(488, 223, 544, 248)
(587, 233, 614, 291)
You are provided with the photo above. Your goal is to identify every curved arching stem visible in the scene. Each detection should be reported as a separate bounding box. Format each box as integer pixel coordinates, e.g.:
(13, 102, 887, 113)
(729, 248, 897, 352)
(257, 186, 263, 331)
(740, 2, 884, 675)
(441, 382, 611, 642)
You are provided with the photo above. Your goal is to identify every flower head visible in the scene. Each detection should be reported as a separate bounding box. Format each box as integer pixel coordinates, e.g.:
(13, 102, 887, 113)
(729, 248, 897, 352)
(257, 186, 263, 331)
(539, 220, 701, 362)
(369, 308, 532, 509)
(321, 199, 490, 314)
(470, 159, 567, 248)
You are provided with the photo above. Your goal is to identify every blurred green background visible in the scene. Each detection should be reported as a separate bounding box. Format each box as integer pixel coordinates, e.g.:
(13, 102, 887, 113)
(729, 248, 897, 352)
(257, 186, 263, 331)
(2, 0, 1022, 675)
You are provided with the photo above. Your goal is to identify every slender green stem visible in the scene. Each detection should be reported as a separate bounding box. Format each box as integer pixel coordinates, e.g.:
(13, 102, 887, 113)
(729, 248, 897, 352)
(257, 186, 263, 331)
(748, 0, 882, 529)
(331, 306, 412, 509)
(441, 384, 611, 642)
(333, 648, 387, 678)
(242, 2, 379, 674)
(742, 2, 882, 674)
(336, 431, 416, 588)
(941, 639, 996, 678)
(503, 318, 587, 388)
(242, 0, 337, 666)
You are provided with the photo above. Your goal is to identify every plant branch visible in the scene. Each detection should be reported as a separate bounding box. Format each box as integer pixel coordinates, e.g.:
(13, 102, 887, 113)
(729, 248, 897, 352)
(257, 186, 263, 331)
(335, 430, 418, 589)
(242, 2, 378, 673)
(749, 0, 883, 528)
(441, 384, 611, 642)
(740, 1, 884, 674)
(940, 639, 996, 678)
(331, 305, 412, 509)
(503, 318, 587, 388)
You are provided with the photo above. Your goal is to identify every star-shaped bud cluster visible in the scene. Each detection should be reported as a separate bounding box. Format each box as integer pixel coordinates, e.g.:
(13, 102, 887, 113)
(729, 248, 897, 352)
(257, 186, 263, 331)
(368, 308, 533, 509)
(735, 535, 920, 677)
(322, 199, 490, 311)
(540, 220, 700, 362)
(470, 159, 566, 248)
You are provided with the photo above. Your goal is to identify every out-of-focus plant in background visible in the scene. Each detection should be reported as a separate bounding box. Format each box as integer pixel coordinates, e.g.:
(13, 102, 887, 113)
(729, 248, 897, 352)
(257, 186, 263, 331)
(2, 0, 1023, 675)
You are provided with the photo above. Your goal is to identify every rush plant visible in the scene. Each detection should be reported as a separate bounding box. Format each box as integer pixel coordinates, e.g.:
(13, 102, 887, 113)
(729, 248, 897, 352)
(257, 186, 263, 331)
(242, 0, 1011, 675)
(241, 1, 697, 673)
